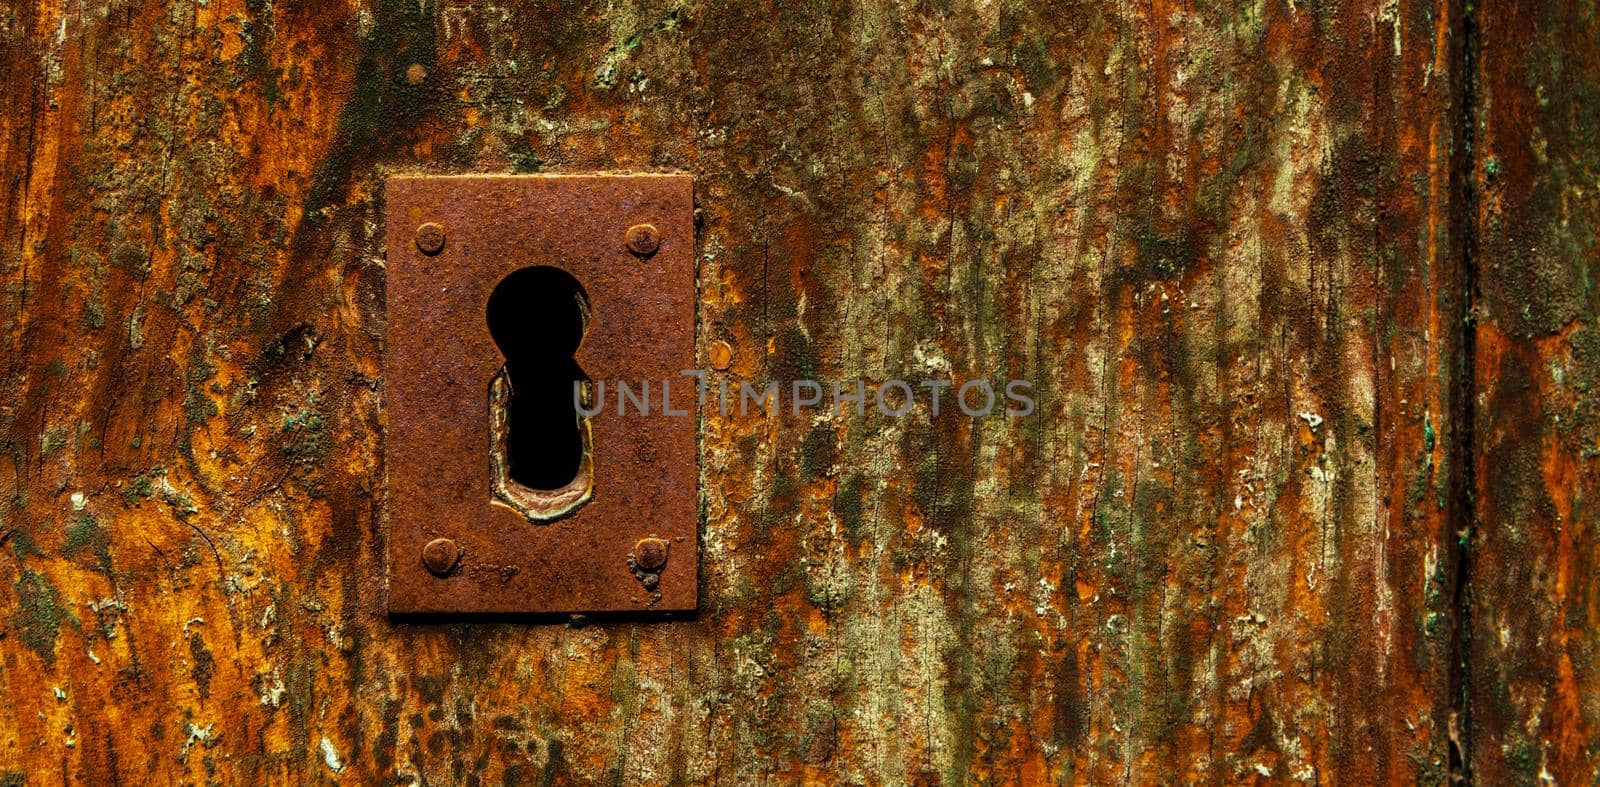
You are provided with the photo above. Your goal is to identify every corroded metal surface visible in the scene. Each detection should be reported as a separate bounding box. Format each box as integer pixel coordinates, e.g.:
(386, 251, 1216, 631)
(0, 0, 1586, 782)
(386, 174, 696, 614)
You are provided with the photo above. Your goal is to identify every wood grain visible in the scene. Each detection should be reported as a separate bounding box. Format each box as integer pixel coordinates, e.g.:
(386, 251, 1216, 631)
(0, 0, 1499, 782)
(1470, 0, 1600, 781)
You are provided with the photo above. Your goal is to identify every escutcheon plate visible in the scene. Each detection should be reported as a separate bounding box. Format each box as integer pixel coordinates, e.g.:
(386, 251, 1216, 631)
(384, 174, 696, 616)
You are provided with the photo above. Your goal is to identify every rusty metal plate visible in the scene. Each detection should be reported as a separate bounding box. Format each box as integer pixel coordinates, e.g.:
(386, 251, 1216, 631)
(384, 174, 696, 616)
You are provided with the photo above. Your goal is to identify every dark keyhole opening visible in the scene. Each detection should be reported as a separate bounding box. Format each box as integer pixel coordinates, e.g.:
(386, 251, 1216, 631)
(486, 266, 589, 491)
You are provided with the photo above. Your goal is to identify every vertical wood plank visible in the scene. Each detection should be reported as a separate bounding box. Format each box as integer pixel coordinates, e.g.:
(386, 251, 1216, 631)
(1471, 0, 1600, 781)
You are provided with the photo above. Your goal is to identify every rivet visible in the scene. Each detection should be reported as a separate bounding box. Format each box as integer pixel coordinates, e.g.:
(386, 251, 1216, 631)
(625, 223, 661, 256)
(709, 340, 734, 371)
(633, 537, 669, 571)
(422, 537, 460, 577)
(415, 222, 446, 255)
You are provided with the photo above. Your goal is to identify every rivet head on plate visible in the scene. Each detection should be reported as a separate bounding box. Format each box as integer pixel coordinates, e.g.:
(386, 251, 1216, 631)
(633, 537, 669, 571)
(625, 223, 661, 256)
(415, 222, 446, 255)
(422, 537, 460, 577)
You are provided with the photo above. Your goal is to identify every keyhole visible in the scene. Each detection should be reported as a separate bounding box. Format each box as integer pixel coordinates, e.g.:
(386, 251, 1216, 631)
(486, 266, 593, 520)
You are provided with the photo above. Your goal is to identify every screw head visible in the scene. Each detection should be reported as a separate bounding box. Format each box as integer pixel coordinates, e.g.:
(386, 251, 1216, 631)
(422, 537, 460, 577)
(634, 537, 669, 571)
(625, 223, 661, 256)
(415, 222, 446, 255)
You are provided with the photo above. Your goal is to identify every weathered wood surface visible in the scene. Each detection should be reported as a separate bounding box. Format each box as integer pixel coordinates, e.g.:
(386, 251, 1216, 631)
(0, 0, 1554, 782)
(1470, 0, 1600, 781)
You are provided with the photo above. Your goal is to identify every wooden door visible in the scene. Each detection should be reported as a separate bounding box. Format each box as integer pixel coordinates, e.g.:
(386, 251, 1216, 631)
(0, 0, 1593, 782)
